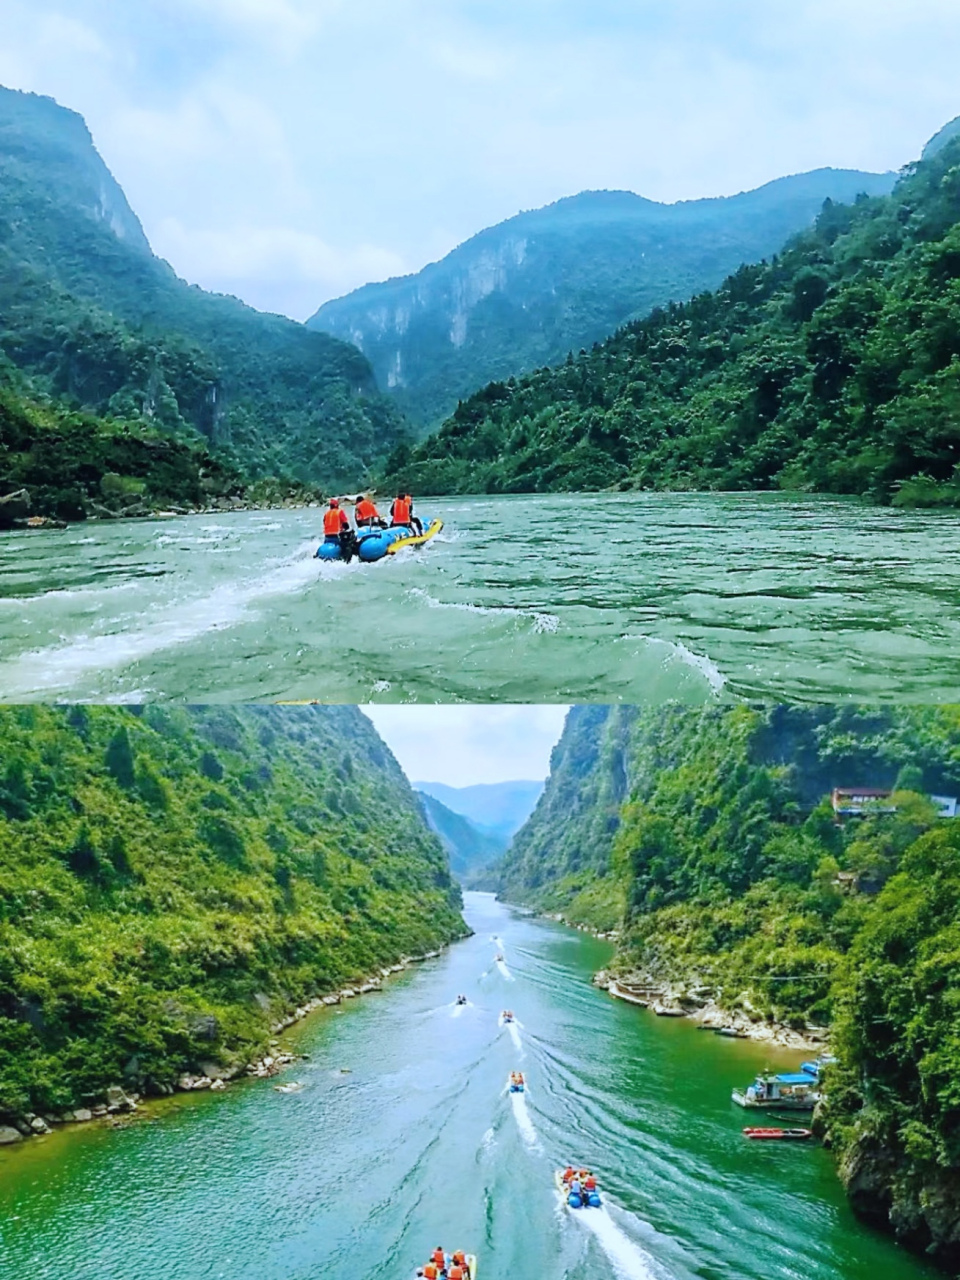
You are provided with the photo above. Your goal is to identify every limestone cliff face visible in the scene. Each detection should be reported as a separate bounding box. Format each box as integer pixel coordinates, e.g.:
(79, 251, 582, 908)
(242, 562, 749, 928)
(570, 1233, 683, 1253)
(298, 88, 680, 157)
(309, 170, 896, 431)
(0, 87, 151, 253)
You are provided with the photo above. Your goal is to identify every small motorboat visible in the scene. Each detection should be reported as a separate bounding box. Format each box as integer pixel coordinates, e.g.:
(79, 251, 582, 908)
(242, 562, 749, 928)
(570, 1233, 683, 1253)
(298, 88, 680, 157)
(508, 1071, 525, 1093)
(500, 1010, 514, 1023)
(274, 1081, 304, 1094)
(555, 1167, 602, 1209)
(743, 1127, 813, 1140)
(317, 517, 443, 563)
(495, 953, 505, 962)
(455, 994, 468, 1006)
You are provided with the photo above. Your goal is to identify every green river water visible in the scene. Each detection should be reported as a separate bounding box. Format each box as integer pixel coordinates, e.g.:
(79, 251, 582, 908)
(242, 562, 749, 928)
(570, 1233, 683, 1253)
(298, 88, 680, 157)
(0, 894, 939, 1280)
(1, 493, 959, 703)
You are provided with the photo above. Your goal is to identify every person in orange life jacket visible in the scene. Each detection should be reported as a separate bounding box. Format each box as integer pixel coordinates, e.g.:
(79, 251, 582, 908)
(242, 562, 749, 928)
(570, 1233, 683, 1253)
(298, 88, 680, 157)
(452, 1248, 469, 1278)
(431, 1246, 446, 1270)
(448, 1264, 463, 1280)
(321, 498, 357, 561)
(422, 1263, 438, 1280)
(405, 493, 424, 536)
(354, 494, 386, 528)
(389, 493, 411, 527)
(583, 1173, 597, 1192)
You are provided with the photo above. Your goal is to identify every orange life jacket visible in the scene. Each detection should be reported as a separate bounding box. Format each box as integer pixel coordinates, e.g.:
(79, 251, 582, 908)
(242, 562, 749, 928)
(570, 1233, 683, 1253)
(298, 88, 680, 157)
(423, 1265, 438, 1280)
(449, 1267, 464, 1280)
(452, 1251, 466, 1266)
(323, 507, 347, 535)
(356, 498, 379, 522)
(431, 1249, 445, 1267)
(584, 1176, 597, 1190)
(391, 497, 411, 524)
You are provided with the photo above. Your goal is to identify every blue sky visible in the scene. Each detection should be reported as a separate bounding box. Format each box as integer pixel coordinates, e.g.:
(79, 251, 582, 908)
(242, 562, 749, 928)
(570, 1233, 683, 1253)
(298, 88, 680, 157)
(363, 705, 568, 787)
(1, 0, 958, 318)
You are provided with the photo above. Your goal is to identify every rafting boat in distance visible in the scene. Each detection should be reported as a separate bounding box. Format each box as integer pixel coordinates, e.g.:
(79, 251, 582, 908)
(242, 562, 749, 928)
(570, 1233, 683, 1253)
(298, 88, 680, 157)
(508, 1071, 525, 1093)
(413, 1252, 477, 1278)
(743, 1127, 813, 1140)
(499, 1009, 515, 1024)
(317, 517, 443, 563)
(555, 1168, 602, 1209)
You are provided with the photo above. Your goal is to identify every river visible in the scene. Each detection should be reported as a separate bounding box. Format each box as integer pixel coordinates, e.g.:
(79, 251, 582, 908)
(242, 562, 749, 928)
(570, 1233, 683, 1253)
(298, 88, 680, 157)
(0, 893, 938, 1280)
(1, 493, 959, 703)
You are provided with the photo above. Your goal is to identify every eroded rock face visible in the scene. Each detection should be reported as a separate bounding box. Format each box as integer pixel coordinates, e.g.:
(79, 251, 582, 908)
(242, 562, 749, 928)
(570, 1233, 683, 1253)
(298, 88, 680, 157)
(841, 1132, 960, 1268)
(0, 488, 30, 526)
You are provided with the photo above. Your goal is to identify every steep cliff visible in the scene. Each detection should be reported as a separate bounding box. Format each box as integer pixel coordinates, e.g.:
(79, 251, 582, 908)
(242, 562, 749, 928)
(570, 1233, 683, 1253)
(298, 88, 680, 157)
(310, 170, 895, 431)
(0, 705, 464, 1121)
(0, 86, 406, 488)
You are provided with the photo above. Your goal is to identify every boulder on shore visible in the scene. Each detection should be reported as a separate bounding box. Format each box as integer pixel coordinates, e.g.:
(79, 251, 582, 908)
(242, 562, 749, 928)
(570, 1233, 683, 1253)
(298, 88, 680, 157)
(0, 1126, 23, 1145)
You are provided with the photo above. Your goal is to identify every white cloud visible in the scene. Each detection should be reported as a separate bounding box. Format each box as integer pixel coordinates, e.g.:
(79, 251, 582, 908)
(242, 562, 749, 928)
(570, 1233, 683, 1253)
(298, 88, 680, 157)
(363, 705, 569, 788)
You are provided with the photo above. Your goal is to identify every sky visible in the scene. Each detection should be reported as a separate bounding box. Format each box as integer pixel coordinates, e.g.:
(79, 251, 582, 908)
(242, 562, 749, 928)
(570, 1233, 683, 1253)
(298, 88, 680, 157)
(362, 705, 569, 787)
(1, 1, 959, 318)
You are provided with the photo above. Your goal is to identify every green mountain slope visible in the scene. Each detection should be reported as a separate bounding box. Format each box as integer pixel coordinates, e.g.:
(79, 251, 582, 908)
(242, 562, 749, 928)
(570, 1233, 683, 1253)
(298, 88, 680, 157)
(309, 170, 895, 431)
(0, 86, 407, 488)
(417, 791, 506, 884)
(0, 705, 464, 1120)
(499, 704, 960, 1265)
(386, 132, 960, 505)
(414, 780, 544, 842)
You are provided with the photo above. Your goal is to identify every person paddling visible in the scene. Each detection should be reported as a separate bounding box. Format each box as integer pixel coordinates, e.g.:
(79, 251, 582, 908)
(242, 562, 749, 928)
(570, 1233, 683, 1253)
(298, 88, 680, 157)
(355, 493, 385, 528)
(405, 492, 424, 536)
(390, 493, 411, 527)
(321, 497, 356, 562)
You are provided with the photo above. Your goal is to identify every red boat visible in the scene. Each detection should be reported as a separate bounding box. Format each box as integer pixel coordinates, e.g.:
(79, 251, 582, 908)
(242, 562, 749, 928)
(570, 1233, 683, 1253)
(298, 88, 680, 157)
(743, 1127, 813, 1140)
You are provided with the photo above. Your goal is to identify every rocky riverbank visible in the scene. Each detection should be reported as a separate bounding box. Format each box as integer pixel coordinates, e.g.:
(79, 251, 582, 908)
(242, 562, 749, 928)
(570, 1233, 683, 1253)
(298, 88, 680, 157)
(593, 970, 829, 1052)
(0, 947, 454, 1148)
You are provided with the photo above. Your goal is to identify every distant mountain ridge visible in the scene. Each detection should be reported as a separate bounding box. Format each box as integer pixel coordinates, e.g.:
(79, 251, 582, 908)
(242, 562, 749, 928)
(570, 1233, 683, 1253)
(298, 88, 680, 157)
(416, 791, 507, 884)
(0, 85, 405, 489)
(414, 780, 544, 841)
(309, 168, 896, 430)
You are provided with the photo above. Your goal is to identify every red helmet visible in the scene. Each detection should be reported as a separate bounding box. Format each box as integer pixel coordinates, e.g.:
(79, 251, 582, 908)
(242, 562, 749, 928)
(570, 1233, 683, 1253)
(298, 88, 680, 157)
(329, 497, 339, 507)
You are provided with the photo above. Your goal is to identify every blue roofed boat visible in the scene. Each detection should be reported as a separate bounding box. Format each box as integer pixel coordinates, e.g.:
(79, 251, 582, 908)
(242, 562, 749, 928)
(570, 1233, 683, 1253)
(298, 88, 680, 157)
(732, 1071, 821, 1110)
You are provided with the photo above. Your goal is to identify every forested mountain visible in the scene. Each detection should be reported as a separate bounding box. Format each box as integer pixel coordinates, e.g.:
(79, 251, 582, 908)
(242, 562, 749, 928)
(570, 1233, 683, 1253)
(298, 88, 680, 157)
(0, 705, 464, 1123)
(0, 87, 406, 491)
(310, 170, 894, 431)
(417, 791, 506, 885)
(386, 132, 960, 505)
(498, 704, 960, 1265)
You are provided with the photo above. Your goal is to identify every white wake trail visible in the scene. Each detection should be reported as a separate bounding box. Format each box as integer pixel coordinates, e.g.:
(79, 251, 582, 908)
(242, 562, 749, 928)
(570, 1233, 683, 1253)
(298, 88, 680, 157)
(573, 1207, 659, 1280)
(508, 1021, 523, 1055)
(496, 959, 514, 981)
(510, 1091, 539, 1150)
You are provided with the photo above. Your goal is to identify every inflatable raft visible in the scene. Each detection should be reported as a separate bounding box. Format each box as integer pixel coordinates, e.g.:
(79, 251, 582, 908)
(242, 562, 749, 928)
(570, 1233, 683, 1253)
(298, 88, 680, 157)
(316, 518, 443, 563)
(555, 1169, 602, 1209)
(508, 1072, 525, 1093)
(413, 1253, 477, 1278)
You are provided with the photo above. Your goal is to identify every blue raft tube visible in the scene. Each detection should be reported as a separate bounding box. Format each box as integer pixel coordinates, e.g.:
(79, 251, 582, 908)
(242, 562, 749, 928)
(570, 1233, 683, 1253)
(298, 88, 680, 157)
(316, 522, 425, 563)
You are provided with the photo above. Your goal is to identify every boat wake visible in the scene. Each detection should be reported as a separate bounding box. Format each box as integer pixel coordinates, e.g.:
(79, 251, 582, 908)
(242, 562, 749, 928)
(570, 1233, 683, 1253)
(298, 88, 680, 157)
(506, 1021, 523, 1055)
(496, 959, 514, 981)
(572, 1205, 660, 1280)
(510, 1091, 540, 1150)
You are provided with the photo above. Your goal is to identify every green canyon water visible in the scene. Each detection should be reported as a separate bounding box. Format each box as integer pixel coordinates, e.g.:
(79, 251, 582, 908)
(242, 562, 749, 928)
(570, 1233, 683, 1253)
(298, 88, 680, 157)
(0, 894, 938, 1280)
(1, 493, 959, 703)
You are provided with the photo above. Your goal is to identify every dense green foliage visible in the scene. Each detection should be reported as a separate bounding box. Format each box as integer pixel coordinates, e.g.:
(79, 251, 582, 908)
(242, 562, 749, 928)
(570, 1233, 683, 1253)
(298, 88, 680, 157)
(500, 703, 960, 1259)
(387, 137, 960, 505)
(0, 364, 315, 521)
(0, 706, 463, 1117)
(313, 171, 894, 431)
(0, 87, 408, 489)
